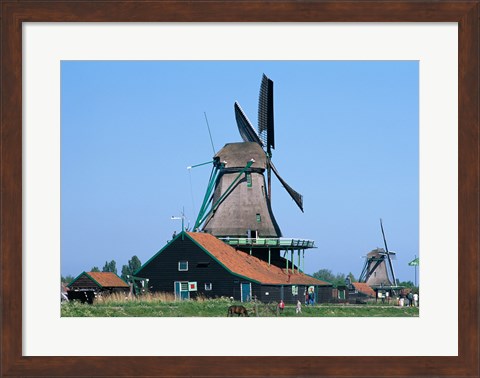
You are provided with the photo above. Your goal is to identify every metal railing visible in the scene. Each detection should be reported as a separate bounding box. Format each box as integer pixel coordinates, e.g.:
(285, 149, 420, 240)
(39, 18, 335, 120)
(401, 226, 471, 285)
(219, 237, 315, 249)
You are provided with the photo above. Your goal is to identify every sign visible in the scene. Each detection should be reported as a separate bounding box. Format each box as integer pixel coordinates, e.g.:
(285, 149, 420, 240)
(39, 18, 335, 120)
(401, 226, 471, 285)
(188, 282, 197, 291)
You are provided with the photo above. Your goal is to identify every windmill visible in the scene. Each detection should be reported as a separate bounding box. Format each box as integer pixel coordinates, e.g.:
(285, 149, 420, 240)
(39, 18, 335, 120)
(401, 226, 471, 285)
(194, 74, 303, 239)
(359, 219, 397, 287)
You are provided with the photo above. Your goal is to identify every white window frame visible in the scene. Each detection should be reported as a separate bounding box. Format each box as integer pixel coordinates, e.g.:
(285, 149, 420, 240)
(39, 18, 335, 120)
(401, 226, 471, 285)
(204, 283, 212, 291)
(178, 261, 188, 271)
(292, 285, 298, 295)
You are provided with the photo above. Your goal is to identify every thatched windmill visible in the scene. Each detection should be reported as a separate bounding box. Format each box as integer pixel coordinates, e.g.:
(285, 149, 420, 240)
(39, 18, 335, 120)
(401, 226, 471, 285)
(194, 74, 303, 239)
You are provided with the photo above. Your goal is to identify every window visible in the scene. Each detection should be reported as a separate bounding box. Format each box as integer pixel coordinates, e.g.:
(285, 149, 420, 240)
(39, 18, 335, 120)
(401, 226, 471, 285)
(256, 213, 261, 222)
(205, 283, 212, 291)
(246, 172, 252, 187)
(178, 261, 188, 271)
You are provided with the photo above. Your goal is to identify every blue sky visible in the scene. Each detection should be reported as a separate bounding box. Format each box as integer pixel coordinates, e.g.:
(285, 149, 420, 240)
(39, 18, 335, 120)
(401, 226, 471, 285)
(61, 61, 419, 283)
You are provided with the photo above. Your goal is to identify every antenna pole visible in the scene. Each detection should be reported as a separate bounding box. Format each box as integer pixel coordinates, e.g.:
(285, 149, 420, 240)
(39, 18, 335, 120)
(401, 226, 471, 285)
(171, 208, 187, 240)
(182, 206, 185, 233)
(204, 112, 216, 155)
(414, 254, 417, 287)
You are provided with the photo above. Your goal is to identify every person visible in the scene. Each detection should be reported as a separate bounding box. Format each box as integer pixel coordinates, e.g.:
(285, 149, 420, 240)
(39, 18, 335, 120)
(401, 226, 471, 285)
(279, 300, 285, 313)
(407, 291, 414, 307)
(413, 292, 419, 307)
(296, 300, 302, 314)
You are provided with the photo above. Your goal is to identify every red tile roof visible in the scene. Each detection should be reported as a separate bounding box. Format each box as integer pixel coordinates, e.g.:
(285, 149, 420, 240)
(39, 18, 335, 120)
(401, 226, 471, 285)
(187, 232, 330, 286)
(87, 272, 129, 288)
(352, 282, 376, 297)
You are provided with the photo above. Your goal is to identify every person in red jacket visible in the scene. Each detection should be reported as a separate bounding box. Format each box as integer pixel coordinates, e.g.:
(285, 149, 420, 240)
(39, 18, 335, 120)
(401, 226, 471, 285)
(279, 300, 285, 313)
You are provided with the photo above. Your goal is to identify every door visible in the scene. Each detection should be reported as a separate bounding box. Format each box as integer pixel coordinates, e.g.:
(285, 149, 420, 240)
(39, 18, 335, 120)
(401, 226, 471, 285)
(174, 281, 190, 300)
(241, 282, 251, 302)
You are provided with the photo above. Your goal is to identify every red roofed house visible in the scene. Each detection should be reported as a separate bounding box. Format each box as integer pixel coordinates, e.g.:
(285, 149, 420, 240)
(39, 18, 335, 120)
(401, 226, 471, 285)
(134, 231, 332, 304)
(349, 282, 377, 302)
(67, 271, 129, 303)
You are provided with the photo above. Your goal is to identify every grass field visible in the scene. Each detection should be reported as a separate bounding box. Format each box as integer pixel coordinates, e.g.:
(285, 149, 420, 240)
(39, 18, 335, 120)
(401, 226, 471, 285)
(61, 294, 419, 317)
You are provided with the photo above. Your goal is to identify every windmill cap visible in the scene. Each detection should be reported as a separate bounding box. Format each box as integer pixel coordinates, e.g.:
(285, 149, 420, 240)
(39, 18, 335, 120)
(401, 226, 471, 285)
(214, 142, 266, 169)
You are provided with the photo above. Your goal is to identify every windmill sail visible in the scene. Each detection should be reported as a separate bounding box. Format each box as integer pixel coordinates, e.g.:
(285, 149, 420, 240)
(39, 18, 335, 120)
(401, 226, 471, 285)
(380, 219, 397, 285)
(234, 75, 304, 213)
(271, 162, 304, 212)
(234, 102, 263, 146)
(258, 74, 275, 152)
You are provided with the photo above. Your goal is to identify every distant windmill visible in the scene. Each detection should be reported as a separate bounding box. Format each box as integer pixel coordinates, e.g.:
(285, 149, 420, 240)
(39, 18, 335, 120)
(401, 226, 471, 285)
(194, 74, 303, 238)
(359, 219, 397, 287)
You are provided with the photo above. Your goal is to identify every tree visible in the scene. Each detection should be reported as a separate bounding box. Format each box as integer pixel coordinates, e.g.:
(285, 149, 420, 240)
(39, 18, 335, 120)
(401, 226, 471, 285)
(312, 269, 352, 287)
(333, 273, 346, 287)
(312, 269, 336, 283)
(121, 255, 142, 281)
(121, 265, 130, 281)
(128, 256, 141, 273)
(102, 260, 117, 274)
(347, 272, 357, 282)
(61, 275, 75, 284)
(90, 266, 100, 272)
(397, 280, 415, 289)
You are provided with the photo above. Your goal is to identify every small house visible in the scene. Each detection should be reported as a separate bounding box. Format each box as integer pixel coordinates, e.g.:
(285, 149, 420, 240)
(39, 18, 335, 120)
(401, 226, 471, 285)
(134, 231, 332, 304)
(347, 282, 376, 303)
(67, 271, 129, 303)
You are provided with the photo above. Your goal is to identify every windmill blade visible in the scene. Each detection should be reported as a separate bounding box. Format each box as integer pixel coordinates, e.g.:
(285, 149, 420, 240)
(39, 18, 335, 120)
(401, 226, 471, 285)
(387, 254, 397, 285)
(234, 102, 263, 146)
(380, 218, 389, 253)
(380, 219, 397, 285)
(358, 259, 369, 282)
(270, 162, 303, 212)
(258, 74, 275, 153)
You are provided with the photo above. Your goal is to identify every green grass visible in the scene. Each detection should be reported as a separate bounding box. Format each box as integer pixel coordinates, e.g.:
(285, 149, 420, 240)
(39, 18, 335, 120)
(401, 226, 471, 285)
(61, 295, 419, 317)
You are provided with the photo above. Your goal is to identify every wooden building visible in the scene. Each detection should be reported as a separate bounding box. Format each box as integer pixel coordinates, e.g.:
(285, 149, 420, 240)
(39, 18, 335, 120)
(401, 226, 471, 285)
(134, 231, 332, 304)
(347, 282, 376, 303)
(67, 271, 129, 303)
